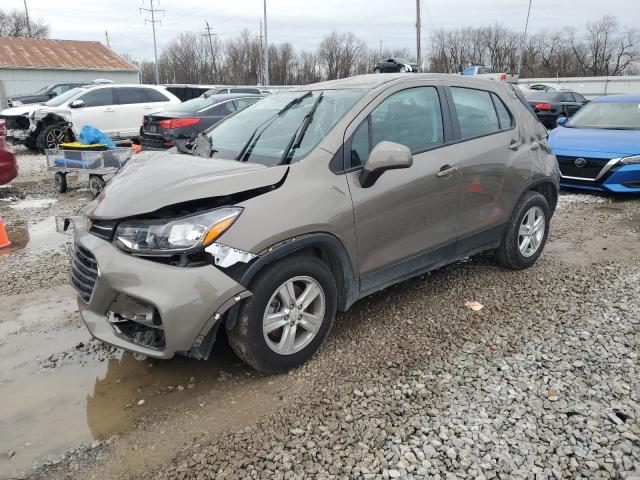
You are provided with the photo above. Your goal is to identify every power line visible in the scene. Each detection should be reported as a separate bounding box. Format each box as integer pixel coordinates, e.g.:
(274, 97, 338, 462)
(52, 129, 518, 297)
(140, 0, 164, 84)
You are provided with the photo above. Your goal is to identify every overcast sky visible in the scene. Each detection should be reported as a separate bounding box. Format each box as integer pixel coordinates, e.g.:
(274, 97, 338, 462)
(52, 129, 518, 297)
(6, 0, 640, 60)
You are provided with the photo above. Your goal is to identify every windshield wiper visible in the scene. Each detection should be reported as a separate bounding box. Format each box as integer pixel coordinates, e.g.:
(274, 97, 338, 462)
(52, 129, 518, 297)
(279, 92, 324, 165)
(235, 91, 313, 162)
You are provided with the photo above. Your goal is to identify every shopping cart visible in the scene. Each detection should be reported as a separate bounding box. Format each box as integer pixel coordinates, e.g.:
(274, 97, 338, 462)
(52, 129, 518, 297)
(45, 147, 133, 196)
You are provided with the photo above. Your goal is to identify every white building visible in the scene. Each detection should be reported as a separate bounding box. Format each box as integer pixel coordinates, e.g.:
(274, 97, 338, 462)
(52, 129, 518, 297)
(0, 37, 139, 107)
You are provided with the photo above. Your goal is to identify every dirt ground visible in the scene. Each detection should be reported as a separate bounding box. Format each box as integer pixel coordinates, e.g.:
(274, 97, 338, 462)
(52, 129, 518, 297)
(0, 147, 638, 480)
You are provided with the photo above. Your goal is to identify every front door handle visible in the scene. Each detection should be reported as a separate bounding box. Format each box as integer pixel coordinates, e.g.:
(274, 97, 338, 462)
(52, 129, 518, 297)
(104, 108, 115, 113)
(508, 139, 521, 150)
(436, 164, 458, 178)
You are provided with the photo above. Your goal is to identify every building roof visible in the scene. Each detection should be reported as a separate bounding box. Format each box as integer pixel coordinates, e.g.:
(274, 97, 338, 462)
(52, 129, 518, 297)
(0, 37, 138, 72)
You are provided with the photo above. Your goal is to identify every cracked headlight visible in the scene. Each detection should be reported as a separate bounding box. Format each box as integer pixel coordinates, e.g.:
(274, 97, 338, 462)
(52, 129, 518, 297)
(620, 155, 640, 164)
(114, 207, 242, 256)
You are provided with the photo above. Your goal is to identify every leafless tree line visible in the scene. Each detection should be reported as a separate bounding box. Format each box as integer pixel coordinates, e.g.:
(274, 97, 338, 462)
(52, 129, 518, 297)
(0, 8, 49, 38)
(431, 16, 640, 77)
(133, 15, 638, 85)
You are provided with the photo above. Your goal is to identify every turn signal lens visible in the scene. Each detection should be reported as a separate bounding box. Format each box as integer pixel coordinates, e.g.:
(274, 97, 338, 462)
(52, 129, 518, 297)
(202, 216, 239, 246)
(159, 118, 201, 129)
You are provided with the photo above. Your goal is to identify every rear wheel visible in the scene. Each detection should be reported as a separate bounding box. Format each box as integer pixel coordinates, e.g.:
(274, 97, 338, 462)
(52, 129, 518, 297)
(374, 67, 381, 73)
(227, 255, 337, 373)
(496, 191, 550, 269)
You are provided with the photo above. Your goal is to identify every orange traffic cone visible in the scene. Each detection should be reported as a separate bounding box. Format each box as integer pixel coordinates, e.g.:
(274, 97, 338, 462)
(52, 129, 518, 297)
(0, 218, 11, 249)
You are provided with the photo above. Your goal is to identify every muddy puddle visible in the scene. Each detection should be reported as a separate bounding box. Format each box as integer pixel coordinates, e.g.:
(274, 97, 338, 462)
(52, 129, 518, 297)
(0, 216, 69, 256)
(0, 287, 276, 479)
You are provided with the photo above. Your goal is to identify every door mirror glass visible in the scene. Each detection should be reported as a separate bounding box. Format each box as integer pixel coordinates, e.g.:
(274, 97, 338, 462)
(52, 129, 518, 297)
(556, 116, 567, 127)
(70, 99, 85, 108)
(359, 141, 412, 188)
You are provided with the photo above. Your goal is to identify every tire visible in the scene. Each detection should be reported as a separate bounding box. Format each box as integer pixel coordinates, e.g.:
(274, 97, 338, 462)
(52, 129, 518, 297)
(89, 175, 105, 197)
(374, 68, 381, 73)
(54, 172, 67, 193)
(227, 254, 337, 373)
(496, 191, 550, 269)
(37, 124, 70, 150)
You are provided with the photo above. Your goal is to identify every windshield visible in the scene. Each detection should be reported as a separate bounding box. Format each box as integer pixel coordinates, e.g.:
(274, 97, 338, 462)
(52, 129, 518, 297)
(44, 87, 85, 107)
(205, 89, 365, 166)
(566, 101, 640, 130)
(35, 85, 53, 95)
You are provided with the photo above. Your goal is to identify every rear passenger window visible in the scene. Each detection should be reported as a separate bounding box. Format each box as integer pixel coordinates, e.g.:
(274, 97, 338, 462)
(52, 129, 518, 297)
(144, 88, 170, 102)
(234, 98, 259, 110)
(451, 87, 500, 139)
(117, 87, 148, 105)
(491, 93, 514, 130)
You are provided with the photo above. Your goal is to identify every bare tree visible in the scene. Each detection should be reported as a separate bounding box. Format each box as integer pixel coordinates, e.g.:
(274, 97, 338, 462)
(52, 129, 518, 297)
(0, 8, 49, 38)
(319, 31, 366, 80)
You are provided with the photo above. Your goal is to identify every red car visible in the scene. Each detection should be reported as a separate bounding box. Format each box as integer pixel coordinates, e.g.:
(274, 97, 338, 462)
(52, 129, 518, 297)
(0, 119, 18, 185)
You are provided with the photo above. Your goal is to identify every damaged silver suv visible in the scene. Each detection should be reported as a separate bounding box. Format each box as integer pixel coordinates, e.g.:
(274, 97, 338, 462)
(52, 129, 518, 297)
(67, 74, 559, 373)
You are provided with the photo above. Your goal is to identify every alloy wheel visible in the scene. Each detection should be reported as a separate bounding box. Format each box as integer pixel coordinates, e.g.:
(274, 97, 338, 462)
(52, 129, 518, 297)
(46, 128, 66, 149)
(518, 206, 545, 257)
(262, 276, 325, 355)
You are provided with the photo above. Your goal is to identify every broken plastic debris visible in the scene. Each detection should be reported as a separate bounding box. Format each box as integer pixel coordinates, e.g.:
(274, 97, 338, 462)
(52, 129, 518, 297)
(465, 301, 484, 311)
(205, 242, 257, 268)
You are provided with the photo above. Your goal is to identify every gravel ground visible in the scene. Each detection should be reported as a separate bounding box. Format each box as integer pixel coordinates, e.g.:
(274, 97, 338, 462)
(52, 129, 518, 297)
(23, 191, 639, 480)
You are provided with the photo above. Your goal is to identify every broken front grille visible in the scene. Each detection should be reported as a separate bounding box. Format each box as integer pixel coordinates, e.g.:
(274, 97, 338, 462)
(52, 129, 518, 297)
(70, 245, 99, 303)
(89, 219, 117, 241)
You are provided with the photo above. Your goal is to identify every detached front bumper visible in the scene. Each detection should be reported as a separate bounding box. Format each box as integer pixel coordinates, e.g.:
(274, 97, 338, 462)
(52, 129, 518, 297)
(71, 223, 249, 359)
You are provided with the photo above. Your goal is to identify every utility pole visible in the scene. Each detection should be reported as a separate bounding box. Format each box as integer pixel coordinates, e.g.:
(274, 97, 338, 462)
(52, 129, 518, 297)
(263, 0, 269, 86)
(259, 20, 264, 85)
(516, 0, 533, 80)
(23, 0, 32, 37)
(141, 0, 163, 84)
(415, 0, 421, 72)
(203, 20, 217, 80)
(379, 39, 383, 58)
(105, 30, 111, 48)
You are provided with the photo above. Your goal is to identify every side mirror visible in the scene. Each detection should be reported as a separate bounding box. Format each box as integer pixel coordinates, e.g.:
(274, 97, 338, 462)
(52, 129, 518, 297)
(70, 99, 85, 108)
(48, 92, 57, 98)
(359, 141, 413, 188)
(556, 116, 567, 127)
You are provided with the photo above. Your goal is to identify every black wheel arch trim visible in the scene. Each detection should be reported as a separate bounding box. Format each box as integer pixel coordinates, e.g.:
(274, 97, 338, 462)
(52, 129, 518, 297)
(236, 233, 359, 312)
(526, 176, 560, 214)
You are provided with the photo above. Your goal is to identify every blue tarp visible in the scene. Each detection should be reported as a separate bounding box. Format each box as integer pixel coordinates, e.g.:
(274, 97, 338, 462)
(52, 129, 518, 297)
(78, 125, 116, 149)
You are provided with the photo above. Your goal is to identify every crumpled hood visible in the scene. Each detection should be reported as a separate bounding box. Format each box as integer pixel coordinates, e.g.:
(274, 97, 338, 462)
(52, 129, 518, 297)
(92, 150, 288, 219)
(0, 104, 43, 117)
(549, 126, 640, 158)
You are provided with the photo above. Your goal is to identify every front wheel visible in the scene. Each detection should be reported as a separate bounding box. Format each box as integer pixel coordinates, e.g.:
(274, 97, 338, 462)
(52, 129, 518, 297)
(88, 175, 105, 197)
(496, 191, 550, 269)
(227, 255, 337, 373)
(38, 124, 71, 150)
(374, 68, 381, 73)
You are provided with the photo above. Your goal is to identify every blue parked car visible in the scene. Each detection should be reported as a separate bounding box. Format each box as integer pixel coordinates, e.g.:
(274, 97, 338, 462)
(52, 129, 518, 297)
(548, 94, 640, 193)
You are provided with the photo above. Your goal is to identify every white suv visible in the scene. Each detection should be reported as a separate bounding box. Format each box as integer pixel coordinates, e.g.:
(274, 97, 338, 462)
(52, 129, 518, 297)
(1, 84, 181, 149)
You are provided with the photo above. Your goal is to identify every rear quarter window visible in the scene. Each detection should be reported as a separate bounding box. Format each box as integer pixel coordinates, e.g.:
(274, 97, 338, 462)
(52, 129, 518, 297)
(450, 87, 500, 139)
(145, 88, 171, 102)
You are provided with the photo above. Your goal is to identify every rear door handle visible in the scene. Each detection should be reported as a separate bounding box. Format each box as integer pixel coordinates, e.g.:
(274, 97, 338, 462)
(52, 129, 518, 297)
(143, 105, 154, 110)
(436, 164, 458, 178)
(508, 140, 521, 150)
(104, 108, 115, 113)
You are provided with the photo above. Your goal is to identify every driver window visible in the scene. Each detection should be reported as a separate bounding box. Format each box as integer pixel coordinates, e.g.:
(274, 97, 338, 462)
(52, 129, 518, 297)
(349, 87, 444, 168)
